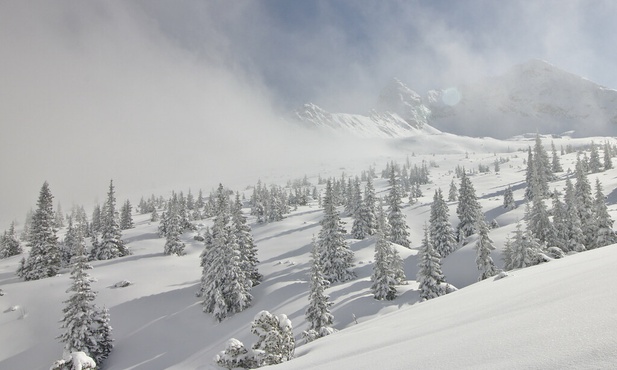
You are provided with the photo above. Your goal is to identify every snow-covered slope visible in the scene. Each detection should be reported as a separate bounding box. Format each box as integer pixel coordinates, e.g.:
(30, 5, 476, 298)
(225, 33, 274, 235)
(429, 59, 617, 139)
(1, 134, 617, 370)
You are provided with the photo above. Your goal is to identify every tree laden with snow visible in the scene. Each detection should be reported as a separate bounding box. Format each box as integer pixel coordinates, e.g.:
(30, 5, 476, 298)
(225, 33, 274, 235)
(18, 181, 61, 280)
(475, 220, 498, 281)
(503, 221, 546, 270)
(589, 142, 602, 173)
(251, 311, 295, 366)
(304, 240, 335, 341)
(503, 185, 516, 210)
(593, 179, 617, 248)
(604, 141, 613, 170)
(417, 226, 448, 302)
(575, 159, 597, 248)
(232, 192, 261, 286)
(91, 180, 130, 260)
(0, 221, 22, 259)
(316, 180, 355, 284)
(448, 179, 458, 202)
(429, 189, 456, 258)
(551, 141, 563, 173)
(58, 239, 113, 366)
(50, 352, 97, 370)
(563, 178, 586, 252)
(215, 338, 261, 370)
(526, 165, 556, 246)
(371, 229, 399, 301)
(120, 200, 134, 230)
(199, 184, 252, 322)
(386, 164, 411, 248)
(163, 193, 186, 256)
(456, 172, 482, 242)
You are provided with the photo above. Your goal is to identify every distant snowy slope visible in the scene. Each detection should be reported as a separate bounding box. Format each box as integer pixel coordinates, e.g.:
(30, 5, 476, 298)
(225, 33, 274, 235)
(429, 59, 617, 138)
(277, 244, 617, 370)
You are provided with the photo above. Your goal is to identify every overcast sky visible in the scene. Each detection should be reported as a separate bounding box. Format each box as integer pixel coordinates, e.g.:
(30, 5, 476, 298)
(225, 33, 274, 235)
(2, 0, 617, 227)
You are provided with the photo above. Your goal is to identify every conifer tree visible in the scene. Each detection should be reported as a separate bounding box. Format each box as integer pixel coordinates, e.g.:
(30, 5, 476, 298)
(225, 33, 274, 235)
(594, 179, 616, 248)
(448, 179, 458, 202)
(58, 239, 113, 366)
(90, 205, 102, 235)
(589, 142, 602, 173)
(533, 133, 554, 188)
(55, 204, 66, 229)
(524, 147, 535, 200)
(304, 240, 335, 340)
(417, 225, 448, 302)
(526, 167, 556, 246)
(504, 221, 545, 270)
(563, 178, 586, 252)
(456, 172, 482, 242)
(251, 311, 295, 365)
(19, 182, 61, 280)
(0, 222, 22, 258)
(199, 184, 252, 321)
(429, 189, 456, 258)
(503, 185, 516, 210)
(316, 180, 355, 284)
(551, 141, 563, 173)
(604, 142, 613, 170)
(120, 200, 134, 230)
(20, 209, 34, 242)
(163, 193, 186, 256)
(475, 220, 498, 281)
(387, 166, 411, 248)
(91, 180, 130, 260)
(551, 189, 569, 252)
(574, 159, 596, 248)
(371, 230, 398, 301)
(232, 192, 261, 286)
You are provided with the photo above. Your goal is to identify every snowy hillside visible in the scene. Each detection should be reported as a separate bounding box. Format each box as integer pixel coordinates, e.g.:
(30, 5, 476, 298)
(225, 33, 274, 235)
(428, 59, 617, 139)
(2, 132, 617, 369)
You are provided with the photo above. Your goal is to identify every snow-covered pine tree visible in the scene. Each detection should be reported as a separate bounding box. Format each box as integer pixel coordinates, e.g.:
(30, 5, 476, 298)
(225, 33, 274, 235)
(163, 193, 186, 256)
(551, 141, 563, 173)
(593, 178, 617, 248)
(18, 182, 61, 280)
(533, 133, 554, 189)
(232, 192, 261, 286)
(475, 220, 498, 281)
(504, 221, 545, 270)
(524, 147, 535, 200)
(604, 141, 613, 170)
(363, 175, 379, 235)
(58, 238, 113, 366)
(456, 172, 482, 242)
(251, 311, 295, 365)
(387, 165, 411, 248)
(215, 338, 261, 370)
(417, 225, 448, 302)
(503, 185, 516, 210)
(563, 178, 586, 252)
(350, 177, 371, 239)
(551, 189, 569, 253)
(120, 200, 134, 230)
(429, 189, 456, 258)
(304, 239, 335, 341)
(91, 180, 130, 260)
(316, 180, 355, 284)
(90, 205, 102, 235)
(199, 184, 252, 322)
(371, 229, 398, 301)
(589, 142, 602, 173)
(0, 222, 22, 258)
(526, 166, 556, 246)
(574, 159, 597, 248)
(448, 179, 458, 202)
(55, 204, 65, 229)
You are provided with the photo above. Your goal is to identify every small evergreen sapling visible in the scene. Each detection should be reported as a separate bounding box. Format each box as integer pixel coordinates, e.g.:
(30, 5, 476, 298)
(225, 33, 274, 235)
(474, 221, 498, 280)
(304, 240, 335, 341)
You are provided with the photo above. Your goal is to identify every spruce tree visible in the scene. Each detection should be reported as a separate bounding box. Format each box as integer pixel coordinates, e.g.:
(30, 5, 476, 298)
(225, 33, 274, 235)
(551, 141, 563, 173)
(504, 221, 545, 270)
(575, 159, 596, 248)
(371, 230, 398, 301)
(91, 180, 130, 260)
(163, 193, 186, 256)
(199, 184, 252, 321)
(526, 166, 556, 246)
(475, 220, 498, 281)
(0, 222, 22, 258)
(417, 226, 447, 302)
(304, 240, 335, 340)
(387, 166, 411, 248)
(429, 189, 456, 258)
(551, 189, 569, 253)
(448, 179, 458, 202)
(120, 200, 134, 230)
(503, 185, 516, 210)
(563, 178, 586, 252)
(604, 142, 613, 170)
(524, 147, 535, 200)
(533, 133, 553, 190)
(232, 192, 261, 286)
(58, 240, 113, 365)
(19, 182, 61, 280)
(251, 311, 295, 366)
(594, 179, 616, 248)
(456, 172, 482, 242)
(316, 180, 355, 284)
(589, 142, 602, 173)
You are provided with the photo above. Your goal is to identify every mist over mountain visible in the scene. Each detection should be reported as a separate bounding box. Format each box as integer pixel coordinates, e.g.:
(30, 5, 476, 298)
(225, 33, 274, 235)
(296, 60, 617, 139)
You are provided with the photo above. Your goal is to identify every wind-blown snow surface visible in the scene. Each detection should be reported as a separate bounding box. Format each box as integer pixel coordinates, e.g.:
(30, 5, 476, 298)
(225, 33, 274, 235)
(1, 134, 617, 369)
